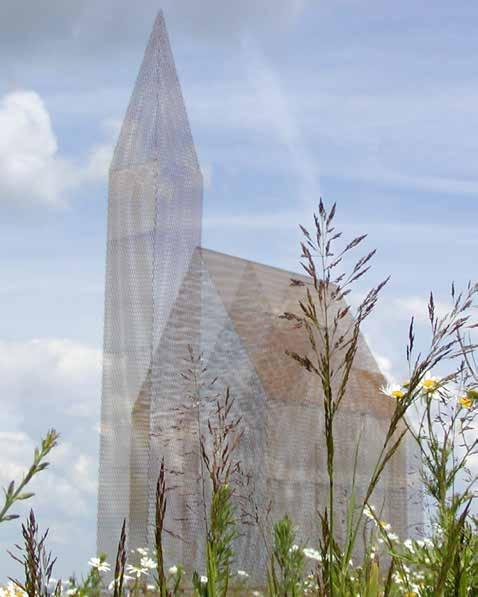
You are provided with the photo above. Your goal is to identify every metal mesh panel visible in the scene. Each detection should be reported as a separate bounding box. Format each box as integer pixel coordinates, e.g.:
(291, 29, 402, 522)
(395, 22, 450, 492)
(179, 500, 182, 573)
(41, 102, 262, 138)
(98, 11, 422, 581)
(97, 11, 202, 559)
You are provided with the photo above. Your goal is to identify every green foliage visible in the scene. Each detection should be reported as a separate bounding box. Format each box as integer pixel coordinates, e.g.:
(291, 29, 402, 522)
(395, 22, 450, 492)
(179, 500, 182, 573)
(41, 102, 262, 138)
(65, 555, 107, 597)
(0, 430, 59, 524)
(267, 516, 305, 597)
(3, 202, 478, 596)
(193, 388, 241, 597)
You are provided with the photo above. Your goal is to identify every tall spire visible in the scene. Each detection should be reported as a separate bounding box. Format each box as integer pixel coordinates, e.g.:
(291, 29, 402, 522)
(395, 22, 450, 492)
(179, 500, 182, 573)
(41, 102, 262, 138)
(111, 11, 201, 175)
(98, 11, 203, 561)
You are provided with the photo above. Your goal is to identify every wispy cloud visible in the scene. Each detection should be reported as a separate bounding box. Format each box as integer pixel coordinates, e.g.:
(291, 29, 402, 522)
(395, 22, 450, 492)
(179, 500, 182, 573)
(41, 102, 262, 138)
(0, 337, 101, 578)
(0, 90, 114, 208)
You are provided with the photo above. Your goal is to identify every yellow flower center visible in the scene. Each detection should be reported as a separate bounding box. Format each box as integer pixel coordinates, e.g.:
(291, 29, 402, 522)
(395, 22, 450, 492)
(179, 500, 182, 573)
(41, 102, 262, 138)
(391, 390, 405, 399)
(422, 379, 437, 390)
(458, 396, 472, 409)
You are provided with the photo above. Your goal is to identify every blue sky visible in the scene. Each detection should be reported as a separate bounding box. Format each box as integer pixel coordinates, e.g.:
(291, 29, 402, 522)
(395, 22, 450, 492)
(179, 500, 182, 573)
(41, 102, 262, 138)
(0, 0, 477, 582)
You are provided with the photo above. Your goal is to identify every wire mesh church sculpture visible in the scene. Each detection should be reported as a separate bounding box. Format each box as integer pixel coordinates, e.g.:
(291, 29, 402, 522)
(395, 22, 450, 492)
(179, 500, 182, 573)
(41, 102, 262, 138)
(97, 12, 421, 579)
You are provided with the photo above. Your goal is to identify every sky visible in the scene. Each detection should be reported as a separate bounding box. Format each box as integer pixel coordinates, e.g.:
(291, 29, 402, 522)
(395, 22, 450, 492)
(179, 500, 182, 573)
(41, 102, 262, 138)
(0, 0, 477, 582)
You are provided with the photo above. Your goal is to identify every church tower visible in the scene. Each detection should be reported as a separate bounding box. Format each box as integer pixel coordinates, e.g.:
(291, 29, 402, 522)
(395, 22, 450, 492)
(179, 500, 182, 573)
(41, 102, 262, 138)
(98, 11, 421, 580)
(97, 11, 203, 559)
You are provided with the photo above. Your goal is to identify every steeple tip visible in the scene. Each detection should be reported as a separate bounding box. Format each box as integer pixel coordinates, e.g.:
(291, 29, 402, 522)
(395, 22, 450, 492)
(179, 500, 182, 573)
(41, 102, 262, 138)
(110, 8, 200, 176)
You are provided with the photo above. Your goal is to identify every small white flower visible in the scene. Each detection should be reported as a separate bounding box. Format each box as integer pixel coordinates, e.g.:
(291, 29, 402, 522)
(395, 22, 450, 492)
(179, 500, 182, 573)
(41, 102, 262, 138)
(140, 556, 157, 569)
(136, 547, 149, 556)
(421, 371, 440, 394)
(388, 532, 399, 542)
(200, 575, 208, 584)
(380, 384, 405, 399)
(88, 557, 111, 572)
(363, 504, 376, 521)
(168, 565, 178, 575)
(126, 564, 148, 578)
(303, 547, 321, 561)
(289, 544, 299, 552)
(237, 570, 249, 577)
(404, 539, 414, 551)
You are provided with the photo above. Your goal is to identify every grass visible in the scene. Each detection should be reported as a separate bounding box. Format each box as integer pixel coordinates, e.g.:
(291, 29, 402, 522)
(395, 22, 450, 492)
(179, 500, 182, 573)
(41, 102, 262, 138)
(1, 201, 477, 596)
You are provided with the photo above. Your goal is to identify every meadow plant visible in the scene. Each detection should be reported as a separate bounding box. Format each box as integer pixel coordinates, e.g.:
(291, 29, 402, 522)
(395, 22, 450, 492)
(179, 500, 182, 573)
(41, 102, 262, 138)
(193, 389, 243, 597)
(281, 200, 477, 595)
(8, 510, 61, 597)
(267, 516, 306, 597)
(3, 202, 478, 595)
(0, 431, 59, 525)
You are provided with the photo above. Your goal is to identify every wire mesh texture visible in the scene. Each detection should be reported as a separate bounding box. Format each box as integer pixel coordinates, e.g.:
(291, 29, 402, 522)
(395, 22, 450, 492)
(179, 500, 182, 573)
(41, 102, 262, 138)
(97, 11, 422, 581)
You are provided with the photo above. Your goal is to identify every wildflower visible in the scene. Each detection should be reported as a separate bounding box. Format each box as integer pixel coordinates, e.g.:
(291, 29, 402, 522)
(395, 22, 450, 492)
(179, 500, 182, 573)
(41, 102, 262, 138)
(200, 575, 208, 584)
(423, 538, 433, 547)
(303, 547, 321, 561)
(380, 383, 405, 399)
(404, 539, 414, 551)
(363, 504, 376, 521)
(458, 395, 473, 410)
(237, 570, 249, 578)
(378, 520, 391, 531)
(108, 576, 134, 590)
(421, 371, 440, 394)
(415, 539, 425, 548)
(168, 565, 178, 575)
(140, 556, 157, 569)
(290, 544, 299, 552)
(126, 564, 148, 578)
(136, 547, 149, 556)
(88, 557, 111, 572)
(388, 532, 399, 542)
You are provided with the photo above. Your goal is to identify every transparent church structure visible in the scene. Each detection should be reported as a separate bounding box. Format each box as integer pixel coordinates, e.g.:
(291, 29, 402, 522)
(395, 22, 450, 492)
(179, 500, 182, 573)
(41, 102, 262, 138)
(98, 12, 422, 581)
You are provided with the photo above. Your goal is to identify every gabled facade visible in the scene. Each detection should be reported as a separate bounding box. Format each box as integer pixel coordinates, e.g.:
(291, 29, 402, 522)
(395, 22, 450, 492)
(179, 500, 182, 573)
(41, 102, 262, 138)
(98, 12, 421, 579)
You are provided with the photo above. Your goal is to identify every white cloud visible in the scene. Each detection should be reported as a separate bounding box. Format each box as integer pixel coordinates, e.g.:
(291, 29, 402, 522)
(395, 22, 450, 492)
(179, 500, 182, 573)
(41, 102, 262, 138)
(0, 337, 102, 503)
(0, 338, 102, 417)
(394, 296, 452, 325)
(0, 91, 75, 206)
(0, 90, 114, 207)
(0, 338, 101, 579)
